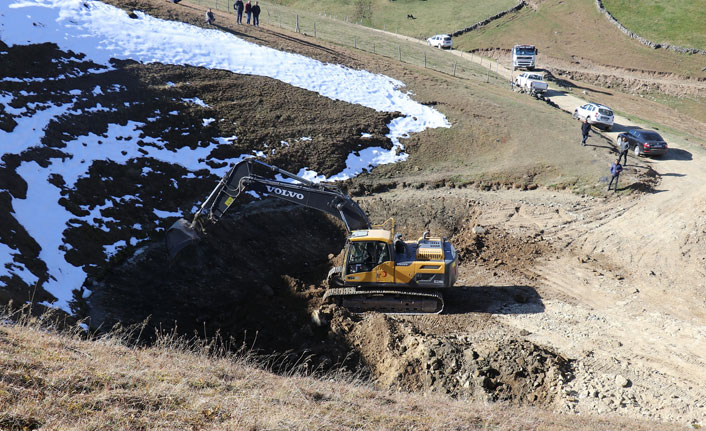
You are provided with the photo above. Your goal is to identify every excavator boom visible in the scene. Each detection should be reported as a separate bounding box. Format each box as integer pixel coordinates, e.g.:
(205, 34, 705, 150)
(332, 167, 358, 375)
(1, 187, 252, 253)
(167, 158, 370, 258)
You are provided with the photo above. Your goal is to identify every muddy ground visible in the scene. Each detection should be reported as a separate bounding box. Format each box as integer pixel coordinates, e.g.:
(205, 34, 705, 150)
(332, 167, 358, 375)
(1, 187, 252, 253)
(2, 0, 706, 428)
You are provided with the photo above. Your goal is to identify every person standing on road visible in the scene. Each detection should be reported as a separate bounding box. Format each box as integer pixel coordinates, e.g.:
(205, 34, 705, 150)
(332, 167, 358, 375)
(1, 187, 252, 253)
(245, 0, 252, 24)
(608, 160, 623, 192)
(205, 8, 215, 25)
(580, 118, 591, 146)
(618, 135, 630, 165)
(252, 1, 261, 26)
(234, 0, 244, 24)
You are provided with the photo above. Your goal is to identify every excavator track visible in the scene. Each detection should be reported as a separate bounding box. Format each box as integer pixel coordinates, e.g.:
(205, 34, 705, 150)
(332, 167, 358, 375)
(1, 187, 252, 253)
(323, 288, 444, 314)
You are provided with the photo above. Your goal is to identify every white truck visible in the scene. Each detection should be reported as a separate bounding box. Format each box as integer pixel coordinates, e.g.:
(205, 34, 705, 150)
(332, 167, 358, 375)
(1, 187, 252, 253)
(513, 72, 548, 97)
(512, 44, 537, 70)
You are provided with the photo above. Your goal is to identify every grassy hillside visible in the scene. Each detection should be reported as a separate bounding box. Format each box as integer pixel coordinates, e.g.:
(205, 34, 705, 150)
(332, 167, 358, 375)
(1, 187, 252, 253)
(452, 0, 706, 77)
(177, 0, 632, 196)
(273, 0, 518, 39)
(602, 0, 706, 50)
(0, 316, 688, 431)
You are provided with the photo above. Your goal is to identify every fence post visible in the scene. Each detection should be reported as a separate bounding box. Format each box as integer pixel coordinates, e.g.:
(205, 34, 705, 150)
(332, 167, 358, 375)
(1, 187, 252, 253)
(279, 14, 281, 28)
(296, 14, 299, 32)
(453, 62, 457, 77)
(354, 37, 356, 49)
(373, 43, 375, 54)
(424, 52, 426, 68)
(398, 46, 401, 61)
(314, 22, 316, 38)
(486, 69, 489, 83)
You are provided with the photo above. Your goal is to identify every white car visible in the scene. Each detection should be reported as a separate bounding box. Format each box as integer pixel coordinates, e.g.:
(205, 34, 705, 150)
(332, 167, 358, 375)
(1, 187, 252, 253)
(573, 103, 614, 131)
(427, 34, 452, 49)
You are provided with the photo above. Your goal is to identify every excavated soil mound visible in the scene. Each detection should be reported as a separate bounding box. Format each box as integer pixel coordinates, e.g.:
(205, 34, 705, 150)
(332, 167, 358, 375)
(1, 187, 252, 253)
(332, 312, 572, 407)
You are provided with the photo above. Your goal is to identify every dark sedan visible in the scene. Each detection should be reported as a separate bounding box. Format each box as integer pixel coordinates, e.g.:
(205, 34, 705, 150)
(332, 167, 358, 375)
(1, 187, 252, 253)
(618, 129, 668, 157)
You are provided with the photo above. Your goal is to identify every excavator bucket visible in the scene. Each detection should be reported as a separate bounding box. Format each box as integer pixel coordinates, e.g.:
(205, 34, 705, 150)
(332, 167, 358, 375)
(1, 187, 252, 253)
(166, 218, 201, 259)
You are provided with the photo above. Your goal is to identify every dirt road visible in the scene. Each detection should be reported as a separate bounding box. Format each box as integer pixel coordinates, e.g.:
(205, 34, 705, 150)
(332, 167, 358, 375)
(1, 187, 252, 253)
(356, 28, 706, 425)
(464, 47, 706, 423)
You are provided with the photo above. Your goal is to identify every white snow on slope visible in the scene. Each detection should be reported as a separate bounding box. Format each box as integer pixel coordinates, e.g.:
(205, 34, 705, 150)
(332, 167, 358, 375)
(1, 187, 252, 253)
(2, 0, 448, 167)
(0, 0, 449, 310)
(12, 121, 236, 309)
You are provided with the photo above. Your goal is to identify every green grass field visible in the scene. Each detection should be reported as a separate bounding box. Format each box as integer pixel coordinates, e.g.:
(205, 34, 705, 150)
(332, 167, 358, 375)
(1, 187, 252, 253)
(601, 0, 706, 50)
(275, 0, 518, 39)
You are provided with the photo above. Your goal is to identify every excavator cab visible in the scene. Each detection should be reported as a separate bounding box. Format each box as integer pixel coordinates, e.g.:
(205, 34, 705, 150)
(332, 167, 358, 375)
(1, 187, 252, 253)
(346, 240, 390, 274)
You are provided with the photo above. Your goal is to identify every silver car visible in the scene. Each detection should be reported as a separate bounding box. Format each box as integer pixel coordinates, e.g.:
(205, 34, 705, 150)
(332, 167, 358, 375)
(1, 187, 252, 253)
(573, 103, 614, 131)
(427, 34, 452, 49)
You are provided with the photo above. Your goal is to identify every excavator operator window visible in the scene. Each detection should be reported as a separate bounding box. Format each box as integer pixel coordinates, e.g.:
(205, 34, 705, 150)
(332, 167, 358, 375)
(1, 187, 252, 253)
(347, 241, 389, 274)
(376, 241, 390, 264)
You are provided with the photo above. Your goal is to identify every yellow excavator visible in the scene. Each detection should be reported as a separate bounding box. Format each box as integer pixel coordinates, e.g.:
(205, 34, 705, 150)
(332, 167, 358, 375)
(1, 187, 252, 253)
(167, 159, 458, 313)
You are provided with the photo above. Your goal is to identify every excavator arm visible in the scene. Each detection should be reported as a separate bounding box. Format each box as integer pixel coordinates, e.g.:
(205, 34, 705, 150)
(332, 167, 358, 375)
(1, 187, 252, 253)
(166, 158, 370, 258)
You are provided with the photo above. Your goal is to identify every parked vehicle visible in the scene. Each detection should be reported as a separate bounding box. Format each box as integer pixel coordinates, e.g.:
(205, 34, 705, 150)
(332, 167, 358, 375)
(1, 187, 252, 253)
(512, 44, 537, 70)
(573, 103, 614, 131)
(427, 34, 452, 49)
(513, 72, 548, 96)
(618, 129, 668, 157)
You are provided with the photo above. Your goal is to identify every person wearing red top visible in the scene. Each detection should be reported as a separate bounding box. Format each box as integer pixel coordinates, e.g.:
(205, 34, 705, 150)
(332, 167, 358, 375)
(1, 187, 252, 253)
(244, 0, 252, 24)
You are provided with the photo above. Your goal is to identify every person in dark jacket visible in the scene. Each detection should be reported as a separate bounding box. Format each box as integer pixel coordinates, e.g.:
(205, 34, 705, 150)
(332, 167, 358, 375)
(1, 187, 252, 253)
(608, 160, 623, 192)
(234, 0, 244, 24)
(617, 135, 630, 165)
(205, 8, 215, 25)
(580, 118, 591, 146)
(244, 0, 252, 24)
(252, 1, 261, 26)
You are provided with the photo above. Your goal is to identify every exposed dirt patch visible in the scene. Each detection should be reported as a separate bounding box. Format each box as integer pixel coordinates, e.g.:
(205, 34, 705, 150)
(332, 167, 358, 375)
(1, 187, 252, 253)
(332, 312, 572, 407)
(86, 204, 356, 366)
(473, 47, 706, 98)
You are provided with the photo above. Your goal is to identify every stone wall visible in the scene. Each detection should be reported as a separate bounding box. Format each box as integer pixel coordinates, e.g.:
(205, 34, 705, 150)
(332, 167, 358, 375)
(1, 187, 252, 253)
(595, 0, 706, 56)
(450, 1, 526, 38)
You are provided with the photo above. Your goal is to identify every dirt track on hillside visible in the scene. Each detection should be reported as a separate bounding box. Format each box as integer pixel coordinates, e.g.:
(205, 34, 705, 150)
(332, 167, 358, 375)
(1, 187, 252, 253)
(359, 24, 706, 424)
(365, 26, 706, 423)
(3, 0, 705, 427)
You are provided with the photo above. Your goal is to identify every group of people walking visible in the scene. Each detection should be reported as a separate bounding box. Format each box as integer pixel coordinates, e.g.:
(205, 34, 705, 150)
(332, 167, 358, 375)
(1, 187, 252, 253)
(579, 119, 629, 193)
(234, 0, 261, 26)
(204, 1, 262, 27)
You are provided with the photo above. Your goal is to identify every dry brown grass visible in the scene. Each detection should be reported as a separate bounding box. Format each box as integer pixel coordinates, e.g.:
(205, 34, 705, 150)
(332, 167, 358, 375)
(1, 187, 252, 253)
(0, 309, 688, 431)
